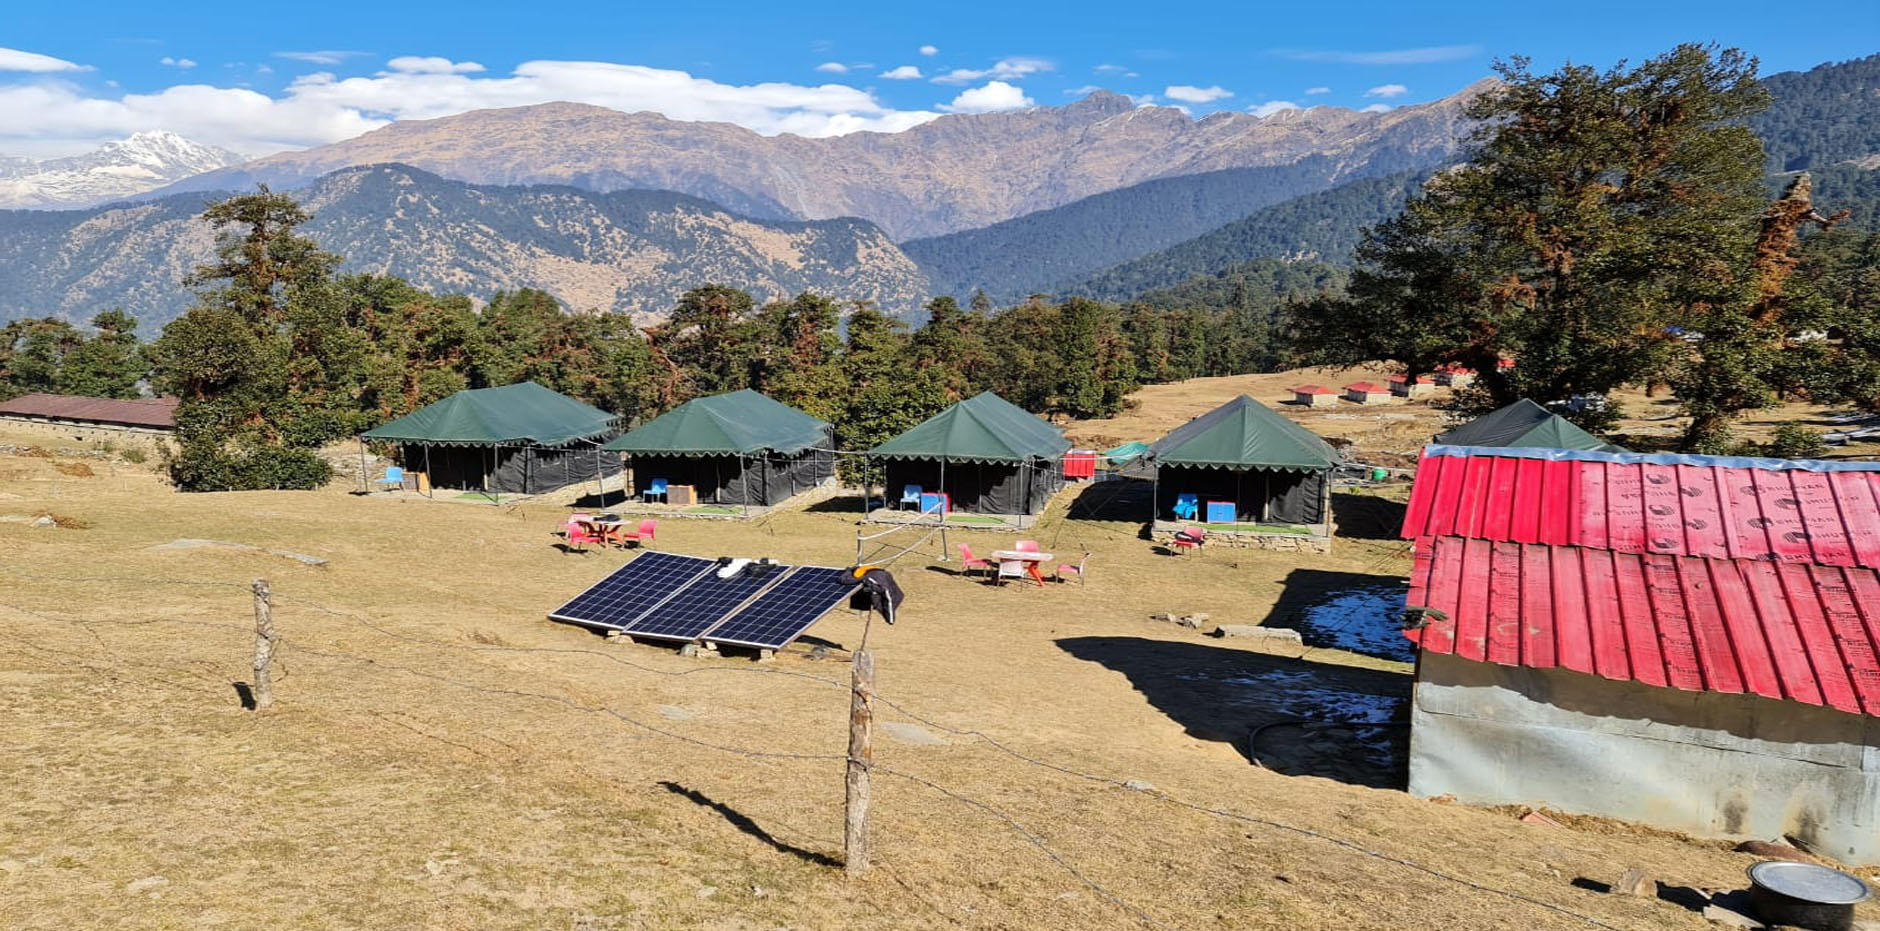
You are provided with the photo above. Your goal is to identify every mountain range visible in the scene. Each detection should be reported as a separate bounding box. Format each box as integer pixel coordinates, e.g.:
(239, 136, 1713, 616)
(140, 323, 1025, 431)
(0, 55, 1875, 333)
(149, 86, 1488, 241)
(0, 164, 927, 325)
(0, 132, 245, 210)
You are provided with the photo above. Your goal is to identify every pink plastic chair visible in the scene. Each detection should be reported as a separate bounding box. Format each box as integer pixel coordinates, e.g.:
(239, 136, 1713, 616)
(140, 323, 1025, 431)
(612, 518, 657, 548)
(1170, 526, 1206, 555)
(958, 543, 995, 580)
(564, 513, 601, 553)
(1015, 540, 1040, 552)
(1054, 551, 1090, 585)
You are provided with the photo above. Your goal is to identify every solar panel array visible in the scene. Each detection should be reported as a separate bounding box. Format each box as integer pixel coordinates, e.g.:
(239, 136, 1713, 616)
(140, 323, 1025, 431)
(624, 562, 786, 642)
(548, 553, 861, 650)
(549, 552, 716, 630)
(705, 567, 862, 650)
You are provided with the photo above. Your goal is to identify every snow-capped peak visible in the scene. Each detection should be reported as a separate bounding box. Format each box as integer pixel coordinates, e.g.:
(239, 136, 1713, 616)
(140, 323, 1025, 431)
(0, 132, 248, 211)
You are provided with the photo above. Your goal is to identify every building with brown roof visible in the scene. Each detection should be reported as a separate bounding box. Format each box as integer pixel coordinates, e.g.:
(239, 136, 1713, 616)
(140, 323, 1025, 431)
(0, 393, 178, 435)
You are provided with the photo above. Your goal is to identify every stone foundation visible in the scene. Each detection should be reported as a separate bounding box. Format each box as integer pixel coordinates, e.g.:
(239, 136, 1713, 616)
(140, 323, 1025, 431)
(1152, 528, 1332, 553)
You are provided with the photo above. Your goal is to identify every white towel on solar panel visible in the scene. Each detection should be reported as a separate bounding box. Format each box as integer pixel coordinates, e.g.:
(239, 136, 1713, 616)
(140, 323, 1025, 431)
(717, 558, 752, 578)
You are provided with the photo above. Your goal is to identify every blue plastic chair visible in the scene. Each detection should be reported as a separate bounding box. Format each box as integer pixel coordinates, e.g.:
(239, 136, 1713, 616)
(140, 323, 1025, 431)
(899, 484, 923, 510)
(644, 478, 669, 503)
(375, 465, 404, 491)
(1172, 493, 1199, 521)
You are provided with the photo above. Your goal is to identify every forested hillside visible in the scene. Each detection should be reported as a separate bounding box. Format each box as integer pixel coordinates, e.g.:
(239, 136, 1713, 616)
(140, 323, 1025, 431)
(1059, 170, 1430, 303)
(1751, 53, 1880, 171)
(903, 155, 1439, 303)
(0, 164, 930, 330)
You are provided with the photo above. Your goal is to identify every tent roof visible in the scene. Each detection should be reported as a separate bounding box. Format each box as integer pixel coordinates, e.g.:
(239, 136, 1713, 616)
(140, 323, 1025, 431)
(1149, 394, 1337, 472)
(360, 382, 618, 447)
(867, 391, 1069, 464)
(603, 389, 829, 456)
(1432, 399, 1626, 452)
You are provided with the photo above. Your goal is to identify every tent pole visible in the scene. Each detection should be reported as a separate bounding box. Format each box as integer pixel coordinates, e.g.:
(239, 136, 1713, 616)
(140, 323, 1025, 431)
(491, 444, 499, 506)
(358, 439, 367, 494)
(424, 444, 434, 498)
(1262, 471, 1270, 522)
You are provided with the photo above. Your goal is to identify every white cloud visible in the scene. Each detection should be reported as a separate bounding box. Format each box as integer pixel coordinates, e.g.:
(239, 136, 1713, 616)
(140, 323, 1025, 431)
(0, 57, 944, 158)
(931, 56, 1052, 85)
(1272, 45, 1481, 65)
(1305, 86, 1331, 95)
(386, 56, 485, 75)
(159, 56, 198, 70)
(1094, 63, 1127, 74)
(919, 45, 938, 57)
(881, 65, 922, 80)
(1248, 100, 1300, 117)
(1360, 103, 1393, 113)
(0, 47, 89, 73)
(1164, 84, 1232, 103)
(1129, 93, 1157, 106)
(1063, 85, 1104, 95)
(815, 61, 849, 74)
(938, 81, 1034, 113)
(1365, 84, 1408, 98)
(275, 50, 370, 66)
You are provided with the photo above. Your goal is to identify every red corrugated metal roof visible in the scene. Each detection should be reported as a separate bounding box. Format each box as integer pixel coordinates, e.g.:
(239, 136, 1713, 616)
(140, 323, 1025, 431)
(1402, 447, 1880, 569)
(1406, 536, 1880, 716)
(1390, 374, 1436, 384)
(0, 393, 178, 429)
(1292, 385, 1336, 395)
(1402, 447, 1880, 716)
(1345, 382, 1390, 393)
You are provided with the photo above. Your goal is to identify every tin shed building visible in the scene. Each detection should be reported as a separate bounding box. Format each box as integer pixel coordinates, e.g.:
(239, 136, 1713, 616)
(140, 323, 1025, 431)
(1399, 445, 1880, 865)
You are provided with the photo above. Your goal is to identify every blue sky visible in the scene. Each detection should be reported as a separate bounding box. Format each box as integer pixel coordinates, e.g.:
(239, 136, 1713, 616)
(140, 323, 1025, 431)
(3, 0, 1876, 156)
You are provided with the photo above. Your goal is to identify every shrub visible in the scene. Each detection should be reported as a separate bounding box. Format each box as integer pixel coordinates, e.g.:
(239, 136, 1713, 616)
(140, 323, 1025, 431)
(1763, 424, 1829, 460)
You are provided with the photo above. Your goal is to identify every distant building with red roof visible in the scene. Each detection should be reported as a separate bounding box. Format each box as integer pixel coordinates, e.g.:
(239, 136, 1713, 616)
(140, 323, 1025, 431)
(0, 392, 177, 434)
(1289, 385, 1338, 408)
(1389, 374, 1438, 399)
(1400, 444, 1880, 864)
(1435, 366, 1476, 388)
(1342, 382, 1396, 404)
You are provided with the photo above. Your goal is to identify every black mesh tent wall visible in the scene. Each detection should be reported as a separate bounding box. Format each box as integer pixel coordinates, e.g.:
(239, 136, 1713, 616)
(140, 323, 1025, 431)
(405, 441, 622, 495)
(880, 458, 1063, 515)
(627, 429, 836, 506)
(1153, 465, 1326, 524)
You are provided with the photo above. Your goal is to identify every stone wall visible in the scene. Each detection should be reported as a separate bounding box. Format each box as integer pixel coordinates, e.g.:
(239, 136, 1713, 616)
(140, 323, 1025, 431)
(1151, 527, 1332, 553)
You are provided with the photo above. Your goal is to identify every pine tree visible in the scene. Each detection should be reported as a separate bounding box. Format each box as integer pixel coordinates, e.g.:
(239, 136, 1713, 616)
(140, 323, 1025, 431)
(58, 310, 148, 399)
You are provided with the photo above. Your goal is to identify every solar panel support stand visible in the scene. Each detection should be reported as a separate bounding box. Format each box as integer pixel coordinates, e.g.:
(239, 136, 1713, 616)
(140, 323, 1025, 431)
(844, 648, 874, 876)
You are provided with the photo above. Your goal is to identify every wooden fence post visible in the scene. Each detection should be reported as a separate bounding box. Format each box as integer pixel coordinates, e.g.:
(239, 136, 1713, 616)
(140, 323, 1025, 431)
(251, 578, 275, 711)
(845, 649, 875, 875)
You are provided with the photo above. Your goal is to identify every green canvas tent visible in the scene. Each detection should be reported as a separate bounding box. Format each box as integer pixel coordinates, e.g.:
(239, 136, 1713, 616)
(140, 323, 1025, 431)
(603, 390, 835, 506)
(1148, 395, 1338, 525)
(1432, 399, 1626, 452)
(868, 391, 1070, 515)
(360, 382, 621, 494)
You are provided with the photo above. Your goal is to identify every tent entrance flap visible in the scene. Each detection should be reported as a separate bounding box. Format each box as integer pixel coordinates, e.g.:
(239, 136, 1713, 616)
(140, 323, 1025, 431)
(405, 442, 621, 495)
(880, 458, 1061, 515)
(628, 447, 834, 507)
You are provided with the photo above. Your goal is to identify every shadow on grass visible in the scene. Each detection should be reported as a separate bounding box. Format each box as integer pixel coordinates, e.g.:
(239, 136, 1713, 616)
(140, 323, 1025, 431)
(1057, 636, 1411, 789)
(1259, 568, 1414, 663)
(658, 781, 840, 867)
(804, 494, 868, 514)
(569, 489, 630, 510)
(1329, 492, 1407, 541)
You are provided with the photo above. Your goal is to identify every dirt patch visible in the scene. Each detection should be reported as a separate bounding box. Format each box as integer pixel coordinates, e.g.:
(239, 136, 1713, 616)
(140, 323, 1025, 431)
(53, 461, 94, 477)
(15, 445, 52, 458)
(41, 512, 90, 530)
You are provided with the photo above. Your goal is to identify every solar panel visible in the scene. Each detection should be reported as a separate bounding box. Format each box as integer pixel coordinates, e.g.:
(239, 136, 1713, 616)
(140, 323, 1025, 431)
(548, 552, 717, 631)
(622, 562, 788, 642)
(703, 566, 861, 650)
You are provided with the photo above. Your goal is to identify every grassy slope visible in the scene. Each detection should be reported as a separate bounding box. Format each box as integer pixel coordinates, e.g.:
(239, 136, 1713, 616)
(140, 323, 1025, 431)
(1, 375, 1874, 928)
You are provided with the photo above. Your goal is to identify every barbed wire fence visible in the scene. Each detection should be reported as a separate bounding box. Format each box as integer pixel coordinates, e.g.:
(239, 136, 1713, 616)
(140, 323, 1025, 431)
(0, 565, 1628, 931)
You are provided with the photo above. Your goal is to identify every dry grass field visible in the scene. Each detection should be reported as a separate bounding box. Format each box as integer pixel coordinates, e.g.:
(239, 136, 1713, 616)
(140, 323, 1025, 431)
(3, 371, 1877, 930)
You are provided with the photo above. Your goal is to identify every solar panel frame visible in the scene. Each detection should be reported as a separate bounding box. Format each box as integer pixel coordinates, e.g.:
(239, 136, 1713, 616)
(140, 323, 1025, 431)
(621, 562, 790, 642)
(547, 551, 718, 631)
(702, 566, 861, 650)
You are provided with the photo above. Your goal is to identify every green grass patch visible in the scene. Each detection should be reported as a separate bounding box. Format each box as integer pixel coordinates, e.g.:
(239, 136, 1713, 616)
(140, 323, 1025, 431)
(454, 492, 500, 502)
(684, 505, 741, 515)
(945, 514, 1009, 525)
(1201, 522, 1313, 534)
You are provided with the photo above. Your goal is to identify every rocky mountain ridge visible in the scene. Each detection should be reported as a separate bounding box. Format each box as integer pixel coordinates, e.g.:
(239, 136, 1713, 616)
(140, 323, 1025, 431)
(0, 164, 930, 330)
(155, 85, 1495, 240)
